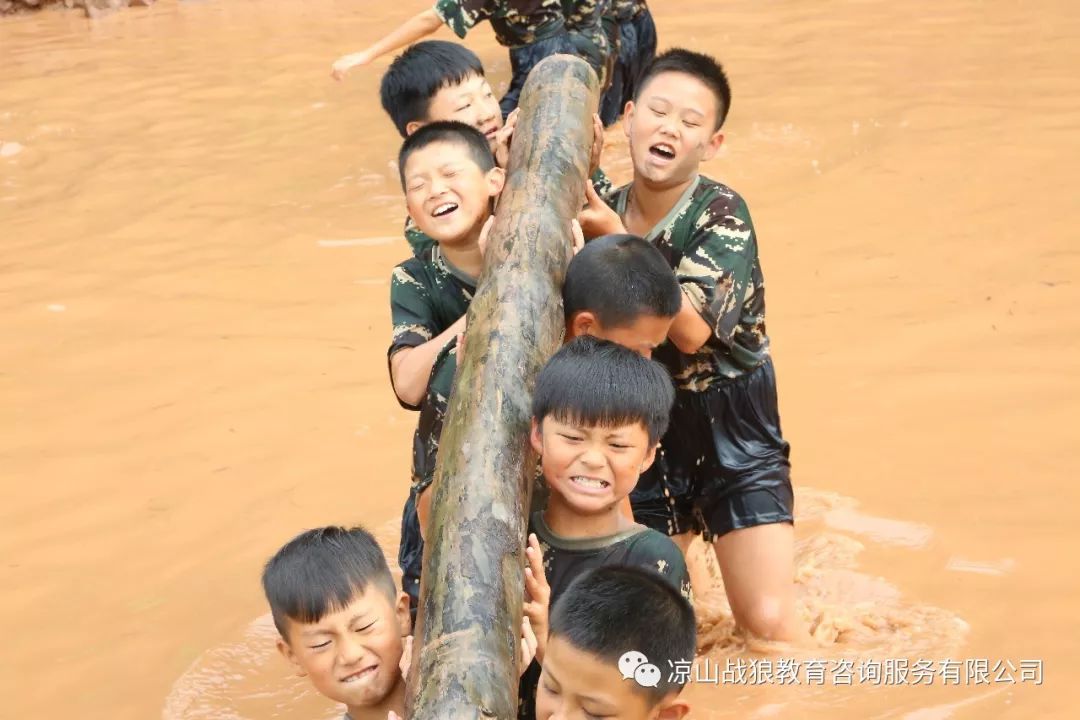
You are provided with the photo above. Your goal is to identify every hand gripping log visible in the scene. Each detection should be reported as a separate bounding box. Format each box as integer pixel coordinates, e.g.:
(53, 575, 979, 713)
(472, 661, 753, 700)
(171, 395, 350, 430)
(405, 55, 600, 719)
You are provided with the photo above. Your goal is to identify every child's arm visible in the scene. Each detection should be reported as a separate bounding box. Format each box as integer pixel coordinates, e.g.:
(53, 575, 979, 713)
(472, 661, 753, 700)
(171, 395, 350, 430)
(670, 195, 759, 355)
(390, 316, 467, 407)
(331, 8, 443, 80)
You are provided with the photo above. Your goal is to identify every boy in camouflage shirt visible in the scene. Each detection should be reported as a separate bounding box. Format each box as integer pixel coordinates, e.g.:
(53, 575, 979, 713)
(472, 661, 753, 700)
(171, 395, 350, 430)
(580, 49, 805, 643)
(331, 0, 607, 118)
(388, 121, 504, 621)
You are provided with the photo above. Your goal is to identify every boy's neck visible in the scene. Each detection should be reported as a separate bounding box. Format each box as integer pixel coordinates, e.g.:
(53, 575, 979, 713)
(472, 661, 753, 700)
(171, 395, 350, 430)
(543, 493, 636, 540)
(439, 218, 488, 281)
(624, 174, 698, 236)
(345, 674, 406, 720)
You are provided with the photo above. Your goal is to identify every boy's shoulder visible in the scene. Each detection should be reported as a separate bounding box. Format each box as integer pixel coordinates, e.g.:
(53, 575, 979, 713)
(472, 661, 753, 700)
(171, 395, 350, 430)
(615, 174, 750, 219)
(405, 216, 436, 257)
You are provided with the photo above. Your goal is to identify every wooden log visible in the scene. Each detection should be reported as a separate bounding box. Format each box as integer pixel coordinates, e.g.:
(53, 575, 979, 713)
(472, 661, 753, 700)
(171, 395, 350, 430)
(407, 55, 600, 720)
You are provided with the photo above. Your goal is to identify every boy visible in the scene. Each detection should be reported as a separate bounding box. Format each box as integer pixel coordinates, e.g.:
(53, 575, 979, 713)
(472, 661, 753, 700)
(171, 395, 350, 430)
(264, 525, 538, 720)
(536, 566, 696, 720)
(389, 121, 503, 619)
(262, 526, 412, 720)
(401, 235, 682, 614)
(331, 1, 604, 118)
(579, 48, 803, 642)
(599, 0, 657, 126)
(517, 335, 690, 718)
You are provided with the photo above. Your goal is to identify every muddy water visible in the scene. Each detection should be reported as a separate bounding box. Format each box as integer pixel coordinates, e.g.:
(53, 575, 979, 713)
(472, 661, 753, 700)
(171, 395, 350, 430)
(1, 0, 1077, 718)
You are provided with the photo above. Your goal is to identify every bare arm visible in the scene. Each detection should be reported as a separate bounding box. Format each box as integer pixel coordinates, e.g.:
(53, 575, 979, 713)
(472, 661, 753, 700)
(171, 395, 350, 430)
(390, 313, 466, 407)
(331, 9, 444, 79)
(668, 291, 713, 354)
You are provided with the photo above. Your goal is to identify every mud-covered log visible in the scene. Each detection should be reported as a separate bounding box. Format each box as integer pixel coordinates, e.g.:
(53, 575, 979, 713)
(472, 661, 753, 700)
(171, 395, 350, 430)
(407, 55, 600, 720)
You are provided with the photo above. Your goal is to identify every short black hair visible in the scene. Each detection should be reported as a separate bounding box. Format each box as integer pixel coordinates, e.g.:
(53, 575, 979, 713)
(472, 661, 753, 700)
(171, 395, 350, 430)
(262, 525, 397, 640)
(564, 234, 681, 327)
(635, 48, 732, 130)
(380, 40, 486, 137)
(532, 335, 674, 444)
(398, 120, 496, 189)
(550, 566, 697, 702)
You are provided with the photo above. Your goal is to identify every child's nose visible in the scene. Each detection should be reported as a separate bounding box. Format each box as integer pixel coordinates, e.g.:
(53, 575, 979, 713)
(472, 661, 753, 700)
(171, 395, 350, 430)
(337, 633, 367, 666)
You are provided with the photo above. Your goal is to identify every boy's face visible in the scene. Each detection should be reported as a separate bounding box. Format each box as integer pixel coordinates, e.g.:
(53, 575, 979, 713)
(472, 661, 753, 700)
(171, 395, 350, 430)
(623, 71, 725, 189)
(530, 415, 656, 515)
(535, 635, 689, 720)
(277, 585, 411, 711)
(567, 311, 675, 359)
(408, 73, 503, 151)
(403, 140, 504, 247)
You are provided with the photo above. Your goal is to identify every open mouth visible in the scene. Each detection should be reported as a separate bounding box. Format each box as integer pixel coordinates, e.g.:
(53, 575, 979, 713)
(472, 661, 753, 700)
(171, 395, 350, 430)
(649, 142, 676, 161)
(431, 202, 459, 218)
(571, 476, 611, 492)
(483, 126, 499, 138)
(340, 665, 378, 684)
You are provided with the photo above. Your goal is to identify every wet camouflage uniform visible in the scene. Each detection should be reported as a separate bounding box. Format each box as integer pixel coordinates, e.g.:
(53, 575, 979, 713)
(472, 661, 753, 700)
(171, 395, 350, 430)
(561, 0, 612, 88)
(600, 0, 657, 126)
(603, 175, 794, 539)
(433, 0, 606, 117)
(404, 216, 434, 257)
(389, 244, 476, 614)
(517, 512, 691, 719)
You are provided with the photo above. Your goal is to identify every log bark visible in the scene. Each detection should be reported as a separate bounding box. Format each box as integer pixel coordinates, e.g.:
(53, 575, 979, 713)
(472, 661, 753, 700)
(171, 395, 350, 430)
(407, 55, 600, 720)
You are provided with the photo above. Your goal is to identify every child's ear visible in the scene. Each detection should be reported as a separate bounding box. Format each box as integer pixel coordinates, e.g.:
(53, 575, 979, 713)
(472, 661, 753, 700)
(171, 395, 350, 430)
(701, 129, 725, 161)
(529, 418, 544, 455)
(640, 442, 658, 473)
(405, 120, 425, 136)
(568, 311, 597, 339)
(395, 591, 412, 636)
(487, 166, 506, 197)
(276, 637, 307, 677)
(621, 100, 636, 138)
(653, 695, 691, 720)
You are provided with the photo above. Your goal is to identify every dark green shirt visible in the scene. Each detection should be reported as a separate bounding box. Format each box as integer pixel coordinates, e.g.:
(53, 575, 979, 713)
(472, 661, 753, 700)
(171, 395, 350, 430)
(609, 0, 646, 21)
(404, 216, 435, 257)
(434, 0, 567, 48)
(562, 0, 611, 70)
(606, 175, 770, 390)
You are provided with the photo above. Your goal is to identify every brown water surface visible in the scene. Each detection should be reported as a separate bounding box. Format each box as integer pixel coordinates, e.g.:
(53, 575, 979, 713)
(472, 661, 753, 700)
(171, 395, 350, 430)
(2, 1, 1078, 718)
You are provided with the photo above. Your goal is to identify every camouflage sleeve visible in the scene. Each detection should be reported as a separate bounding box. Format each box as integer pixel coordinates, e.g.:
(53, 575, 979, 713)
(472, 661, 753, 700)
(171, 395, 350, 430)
(675, 194, 757, 346)
(626, 531, 693, 602)
(389, 261, 440, 358)
(433, 0, 493, 39)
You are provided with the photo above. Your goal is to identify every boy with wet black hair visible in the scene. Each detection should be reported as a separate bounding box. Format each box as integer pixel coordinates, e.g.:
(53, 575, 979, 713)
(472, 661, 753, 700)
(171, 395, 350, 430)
(331, 1, 606, 118)
(580, 47, 804, 643)
(536, 565, 696, 720)
(262, 526, 412, 720)
(390, 121, 503, 620)
(517, 335, 690, 718)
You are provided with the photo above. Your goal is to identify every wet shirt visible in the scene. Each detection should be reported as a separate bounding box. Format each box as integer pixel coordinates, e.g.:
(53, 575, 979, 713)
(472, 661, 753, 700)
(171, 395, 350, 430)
(388, 245, 476, 410)
(411, 343, 458, 492)
(518, 512, 691, 719)
(607, 175, 770, 391)
(434, 0, 567, 48)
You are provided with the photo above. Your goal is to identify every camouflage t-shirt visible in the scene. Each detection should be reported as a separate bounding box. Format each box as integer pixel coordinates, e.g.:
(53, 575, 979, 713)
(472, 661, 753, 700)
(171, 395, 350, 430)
(607, 175, 770, 390)
(411, 342, 458, 491)
(517, 512, 691, 719)
(434, 0, 566, 48)
(388, 245, 476, 410)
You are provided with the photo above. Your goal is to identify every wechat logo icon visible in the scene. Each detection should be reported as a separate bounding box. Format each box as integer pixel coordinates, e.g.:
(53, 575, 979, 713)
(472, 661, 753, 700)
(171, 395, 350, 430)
(618, 650, 662, 688)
